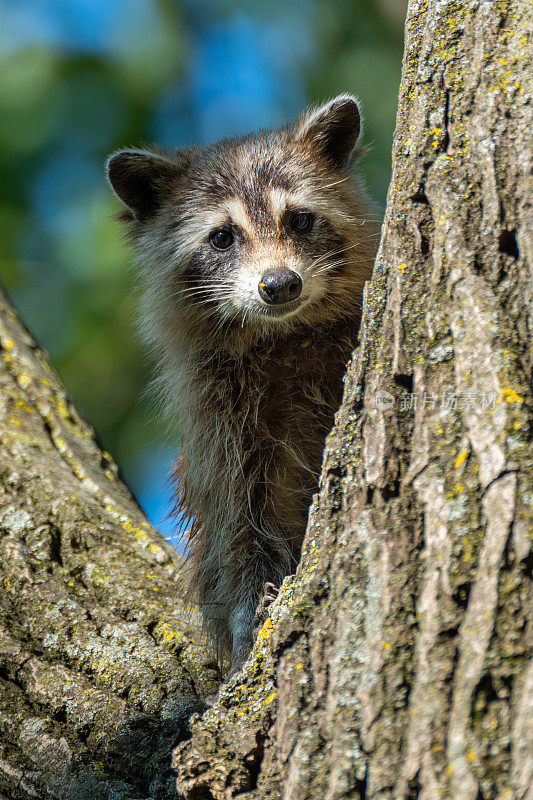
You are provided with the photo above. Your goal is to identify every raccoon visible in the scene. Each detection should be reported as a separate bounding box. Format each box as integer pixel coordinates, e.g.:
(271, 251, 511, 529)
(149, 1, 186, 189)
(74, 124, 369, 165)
(106, 95, 380, 677)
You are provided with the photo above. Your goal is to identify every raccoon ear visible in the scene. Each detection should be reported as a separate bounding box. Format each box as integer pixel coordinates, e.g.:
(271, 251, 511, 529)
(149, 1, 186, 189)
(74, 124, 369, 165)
(293, 94, 362, 170)
(106, 149, 177, 221)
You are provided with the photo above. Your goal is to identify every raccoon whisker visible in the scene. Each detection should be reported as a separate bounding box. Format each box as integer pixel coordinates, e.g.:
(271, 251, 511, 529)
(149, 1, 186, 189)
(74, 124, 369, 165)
(182, 288, 235, 299)
(171, 288, 218, 301)
(189, 299, 237, 318)
(317, 255, 350, 268)
(306, 248, 343, 272)
(172, 283, 235, 299)
(354, 216, 384, 226)
(240, 305, 256, 330)
(173, 295, 218, 308)
(174, 292, 219, 304)
(314, 259, 349, 276)
(172, 289, 237, 306)
(173, 287, 237, 309)
(175, 302, 218, 317)
(314, 175, 351, 191)
(309, 245, 351, 270)
(316, 251, 379, 273)
(351, 229, 382, 241)
(181, 299, 219, 312)
(308, 242, 361, 271)
(212, 307, 236, 337)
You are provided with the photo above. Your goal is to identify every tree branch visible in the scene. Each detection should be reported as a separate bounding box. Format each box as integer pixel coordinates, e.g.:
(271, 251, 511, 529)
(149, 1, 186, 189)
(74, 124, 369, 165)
(0, 286, 218, 800)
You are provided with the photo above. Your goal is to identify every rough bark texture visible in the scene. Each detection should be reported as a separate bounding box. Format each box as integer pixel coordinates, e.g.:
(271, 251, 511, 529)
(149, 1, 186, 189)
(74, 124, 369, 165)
(172, 1, 532, 798)
(0, 286, 219, 800)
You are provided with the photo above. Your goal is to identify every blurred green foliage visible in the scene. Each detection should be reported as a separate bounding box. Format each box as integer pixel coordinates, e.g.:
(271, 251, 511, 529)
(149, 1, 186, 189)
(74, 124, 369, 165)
(0, 0, 404, 533)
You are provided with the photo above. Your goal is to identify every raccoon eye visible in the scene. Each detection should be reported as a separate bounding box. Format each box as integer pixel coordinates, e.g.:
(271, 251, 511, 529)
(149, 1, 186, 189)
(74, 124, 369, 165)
(290, 210, 314, 233)
(209, 228, 234, 250)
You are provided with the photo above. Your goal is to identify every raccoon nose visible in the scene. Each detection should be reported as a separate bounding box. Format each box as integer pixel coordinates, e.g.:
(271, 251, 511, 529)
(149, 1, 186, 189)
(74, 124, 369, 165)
(258, 269, 302, 305)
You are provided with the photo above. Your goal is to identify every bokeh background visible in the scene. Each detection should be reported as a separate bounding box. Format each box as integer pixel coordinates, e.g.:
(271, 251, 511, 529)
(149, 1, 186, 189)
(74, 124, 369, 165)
(0, 0, 406, 544)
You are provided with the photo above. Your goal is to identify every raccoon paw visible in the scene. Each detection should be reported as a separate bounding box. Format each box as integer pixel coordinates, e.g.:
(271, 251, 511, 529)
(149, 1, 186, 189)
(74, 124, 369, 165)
(254, 581, 279, 630)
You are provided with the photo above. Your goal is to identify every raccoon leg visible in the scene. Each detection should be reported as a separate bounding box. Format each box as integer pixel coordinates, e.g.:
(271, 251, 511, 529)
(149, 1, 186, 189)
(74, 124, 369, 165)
(204, 577, 289, 705)
(228, 601, 255, 677)
(203, 600, 255, 707)
(229, 582, 281, 675)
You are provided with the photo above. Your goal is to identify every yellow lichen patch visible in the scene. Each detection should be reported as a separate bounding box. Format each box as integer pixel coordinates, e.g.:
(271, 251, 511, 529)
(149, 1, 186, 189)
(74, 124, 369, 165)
(454, 450, 468, 468)
(54, 395, 70, 419)
(16, 399, 34, 414)
(256, 618, 274, 643)
(94, 656, 115, 682)
(16, 373, 31, 389)
(446, 483, 465, 500)
(429, 126, 443, 149)
(501, 388, 523, 404)
(156, 621, 182, 645)
(398, 262, 408, 271)
(122, 518, 140, 536)
(123, 519, 162, 555)
(104, 502, 168, 561)
(2, 338, 14, 349)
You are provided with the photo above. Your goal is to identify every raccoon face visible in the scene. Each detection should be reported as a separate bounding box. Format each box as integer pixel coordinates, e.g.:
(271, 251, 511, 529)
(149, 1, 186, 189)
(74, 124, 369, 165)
(107, 95, 369, 334)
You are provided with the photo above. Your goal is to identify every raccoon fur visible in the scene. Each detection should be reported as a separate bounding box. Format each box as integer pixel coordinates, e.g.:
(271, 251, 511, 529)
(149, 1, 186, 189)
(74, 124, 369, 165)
(106, 94, 381, 676)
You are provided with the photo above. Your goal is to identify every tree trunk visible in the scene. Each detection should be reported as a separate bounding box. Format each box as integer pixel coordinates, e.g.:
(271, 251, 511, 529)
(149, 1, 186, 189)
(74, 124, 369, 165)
(0, 285, 219, 799)
(172, 0, 532, 798)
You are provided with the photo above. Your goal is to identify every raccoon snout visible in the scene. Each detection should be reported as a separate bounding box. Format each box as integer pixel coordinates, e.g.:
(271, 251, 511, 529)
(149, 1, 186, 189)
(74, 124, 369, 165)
(258, 269, 302, 305)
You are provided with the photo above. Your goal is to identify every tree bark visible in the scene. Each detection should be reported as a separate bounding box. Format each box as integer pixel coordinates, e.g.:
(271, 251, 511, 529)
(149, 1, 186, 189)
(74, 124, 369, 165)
(0, 286, 219, 799)
(172, 0, 532, 798)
